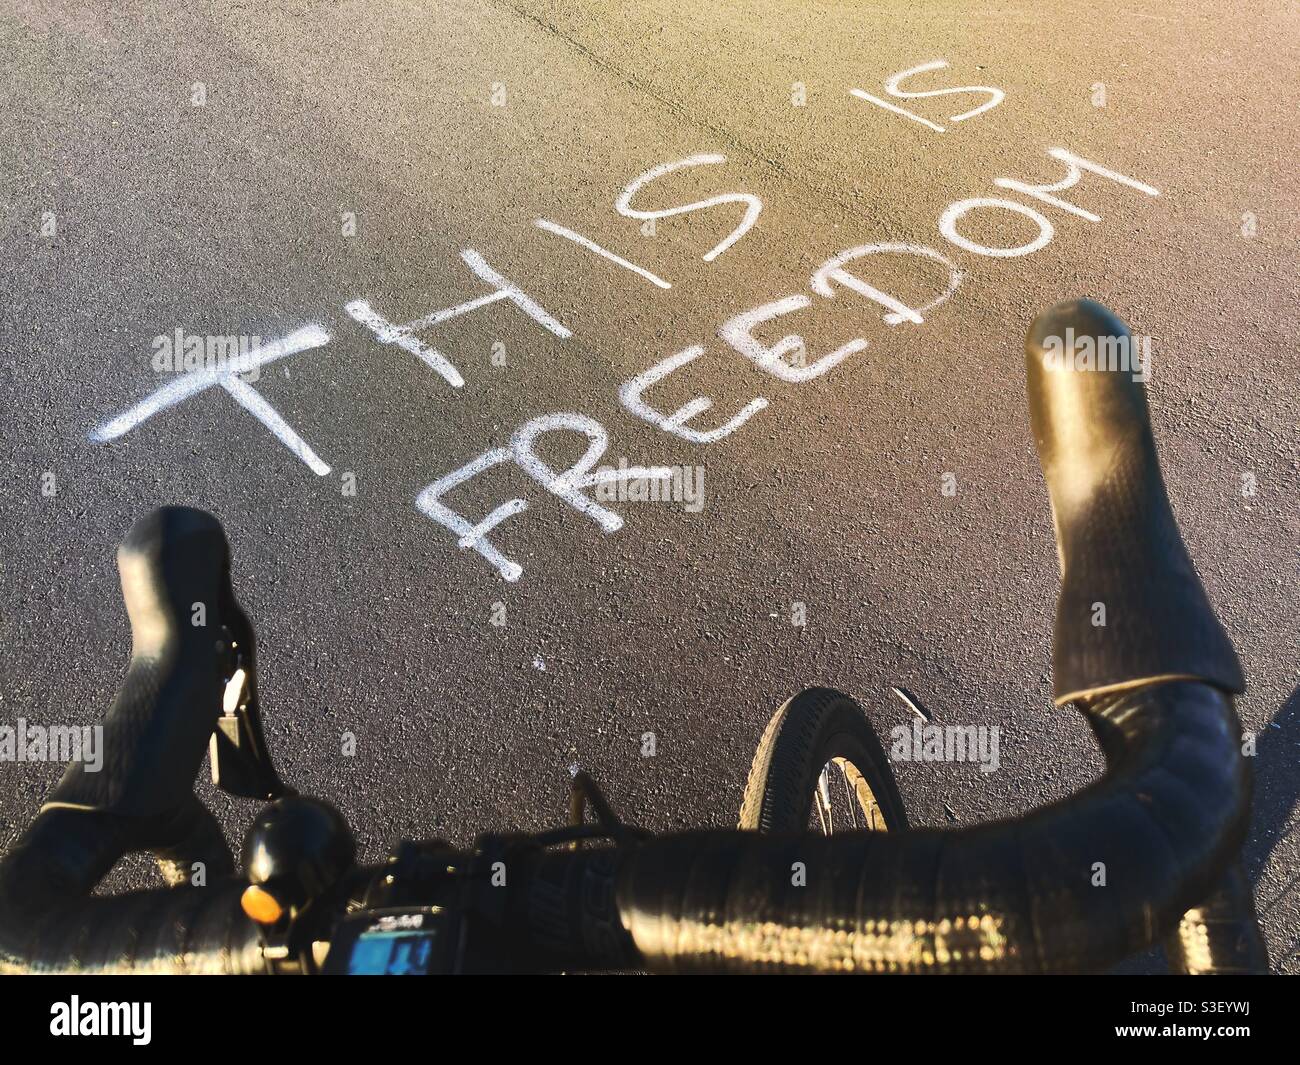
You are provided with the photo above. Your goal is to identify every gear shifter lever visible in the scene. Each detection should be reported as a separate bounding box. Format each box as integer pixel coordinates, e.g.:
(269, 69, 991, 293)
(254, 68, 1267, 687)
(210, 593, 290, 801)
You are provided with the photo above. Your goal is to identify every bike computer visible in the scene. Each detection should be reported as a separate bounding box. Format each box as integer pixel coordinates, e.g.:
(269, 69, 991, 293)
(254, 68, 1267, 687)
(322, 908, 462, 975)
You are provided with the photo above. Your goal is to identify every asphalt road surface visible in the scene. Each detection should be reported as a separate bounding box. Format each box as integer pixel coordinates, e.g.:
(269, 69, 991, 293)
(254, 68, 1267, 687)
(1, 0, 1297, 973)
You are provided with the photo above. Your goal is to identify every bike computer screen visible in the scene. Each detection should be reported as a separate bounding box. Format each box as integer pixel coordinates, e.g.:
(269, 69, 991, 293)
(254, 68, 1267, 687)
(323, 909, 455, 975)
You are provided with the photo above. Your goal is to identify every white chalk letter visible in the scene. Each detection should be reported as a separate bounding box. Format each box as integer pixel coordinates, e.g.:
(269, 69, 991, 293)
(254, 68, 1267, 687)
(720, 295, 867, 382)
(619, 346, 768, 443)
(415, 414, 672, 581)
(810, 243, 963, 325)
(512, 413, 672, 532)
(616, 154, 761, 262)
(992, 147, 1160, 222)
(416, 449, 524, 582)
(344, 300, 465, 388)
(938, 198, 1055, 258)
(90, 326, 333, 475)
(534, 219, 671, 289)
(366, 248, 571, 339)
(850, 59, 1003, 133)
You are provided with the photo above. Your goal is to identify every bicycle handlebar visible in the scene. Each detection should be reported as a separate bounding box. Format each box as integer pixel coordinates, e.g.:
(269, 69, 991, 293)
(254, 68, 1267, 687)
(0, 301, 1268, 975)
(0, 678, 1256, 975)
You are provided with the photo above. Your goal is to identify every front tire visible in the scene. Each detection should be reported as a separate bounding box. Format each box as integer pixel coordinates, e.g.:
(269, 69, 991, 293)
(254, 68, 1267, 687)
(739, 687, 908, 834)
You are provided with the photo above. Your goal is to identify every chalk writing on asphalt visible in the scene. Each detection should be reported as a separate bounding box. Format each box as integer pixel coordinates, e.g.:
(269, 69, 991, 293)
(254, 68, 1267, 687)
(91, 60, 1159, 582)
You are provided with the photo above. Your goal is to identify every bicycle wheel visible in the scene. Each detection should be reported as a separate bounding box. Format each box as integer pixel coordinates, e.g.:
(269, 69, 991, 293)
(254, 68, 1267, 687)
(739, 687, 908, 834)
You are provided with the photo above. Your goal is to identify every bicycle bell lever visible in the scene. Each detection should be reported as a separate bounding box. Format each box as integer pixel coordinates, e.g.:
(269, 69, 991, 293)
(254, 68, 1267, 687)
(210, 591, 292, 801)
